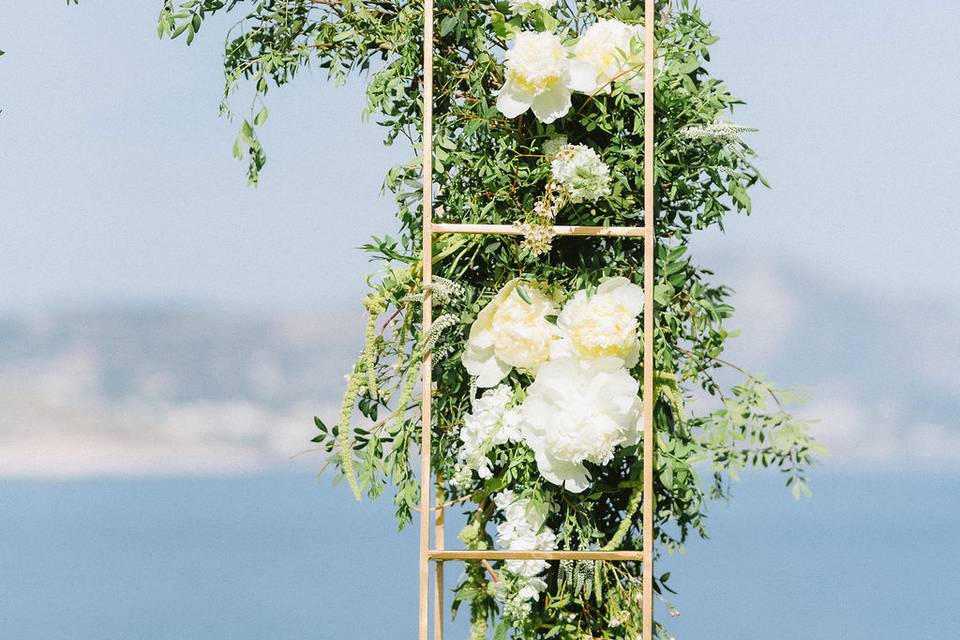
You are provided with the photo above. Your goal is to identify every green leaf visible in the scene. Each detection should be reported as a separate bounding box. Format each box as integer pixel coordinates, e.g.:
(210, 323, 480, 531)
(439, 14, 458, 37)
(535, 7, 559, 32)
(171, 21, 190, 39)
(239, 120, 256, 146)
(515, 285, 532, 304)
(254, 106, 269, 126)
(490, 11, 507, 39)
(653, 282, 675, 305)
(728, 179, 752, 211)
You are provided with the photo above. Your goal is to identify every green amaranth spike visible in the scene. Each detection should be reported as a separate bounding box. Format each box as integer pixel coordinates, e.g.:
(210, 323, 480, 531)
(337, 365, 365, 501)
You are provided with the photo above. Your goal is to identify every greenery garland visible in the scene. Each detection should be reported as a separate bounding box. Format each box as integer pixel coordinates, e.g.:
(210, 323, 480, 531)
(156, 0, 822, 637)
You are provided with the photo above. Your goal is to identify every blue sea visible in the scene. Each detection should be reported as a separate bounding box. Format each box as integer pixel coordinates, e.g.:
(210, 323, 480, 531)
(1, 470, 956, 639)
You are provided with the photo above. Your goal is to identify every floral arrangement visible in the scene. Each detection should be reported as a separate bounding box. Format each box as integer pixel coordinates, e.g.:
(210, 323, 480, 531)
(457, 277, 645, 494)
(159, 0, 821, 637)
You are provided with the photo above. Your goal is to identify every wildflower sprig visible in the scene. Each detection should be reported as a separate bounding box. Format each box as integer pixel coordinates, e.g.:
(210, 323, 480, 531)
(680, 121, 759, 152)
(515, 141, 613, 254)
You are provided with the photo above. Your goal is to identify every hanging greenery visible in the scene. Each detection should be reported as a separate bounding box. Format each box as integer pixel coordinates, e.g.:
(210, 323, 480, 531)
(158, 0, 821, 637)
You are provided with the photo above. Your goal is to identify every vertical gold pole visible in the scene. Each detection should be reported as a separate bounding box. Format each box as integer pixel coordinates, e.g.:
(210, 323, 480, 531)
(641, 0, 656, 639)
(418, 0, 434, 635)
(433, 481, 445, 639)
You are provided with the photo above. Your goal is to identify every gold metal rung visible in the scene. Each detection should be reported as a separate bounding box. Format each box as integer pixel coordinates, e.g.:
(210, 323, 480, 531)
(428, 549, 643, 561)
(431, 223, 647, 238)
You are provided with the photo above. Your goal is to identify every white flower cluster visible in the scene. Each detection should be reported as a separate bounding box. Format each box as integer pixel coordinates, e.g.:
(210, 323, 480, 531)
(513, 219, 557, 255)
(461, 279, 559, 387)
(572, 19, 649, 95)
(514, 141, 611, 256)
(520, 356, 642, 492)
(497, 19, 654, 124)
(494, 490, 557, 616)
(497, 31, 581, 124)
(514, 179, 563, 256)
(550, 143, 612, 203)
(451, 385, 521, 487)
(460, 277, 645, 492)
(679, 121, 756, 151)
(555, 277, 643, 365)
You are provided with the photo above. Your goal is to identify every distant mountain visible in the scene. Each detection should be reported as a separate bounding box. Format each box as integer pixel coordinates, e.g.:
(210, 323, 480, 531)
(0, 306, 364, 476)
(712, 256, 960, 468)
(1, 260, 957, 477)
(0, 306, 362, 407)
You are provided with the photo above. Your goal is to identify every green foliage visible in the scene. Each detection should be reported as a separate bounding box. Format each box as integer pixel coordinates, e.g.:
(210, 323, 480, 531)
(159, 0, 819, 636)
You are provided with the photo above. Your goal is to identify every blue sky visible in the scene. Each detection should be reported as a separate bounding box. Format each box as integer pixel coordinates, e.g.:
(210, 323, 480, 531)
(2, 1, 958, 311)
(0, 1, 402, 310)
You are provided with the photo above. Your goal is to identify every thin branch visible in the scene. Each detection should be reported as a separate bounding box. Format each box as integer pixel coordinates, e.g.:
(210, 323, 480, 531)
(290, 446, 325, 460)
(481, 559, 500, 583)
(413, 494, 472, 512)
(680, 347, 786, 412)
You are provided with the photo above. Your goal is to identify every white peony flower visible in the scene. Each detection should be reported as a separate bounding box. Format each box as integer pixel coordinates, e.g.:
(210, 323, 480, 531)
(497, 31, 594, 124)
(555, 277, 644, 366)
(507, 0, 554, 16)
(452, 385, 522, 485)
(550, 143, 612, 203)
(494, 490, 556, 598)
(519, 356, 643, 492)
(461, 279, 559, 387)
(572, 19, 649, 95)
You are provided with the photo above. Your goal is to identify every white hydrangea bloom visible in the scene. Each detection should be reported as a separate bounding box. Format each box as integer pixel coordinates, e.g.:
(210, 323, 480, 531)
(497, 31, 594, 124)
(572, 19, 648, 95)
(494, 490, 556, 601)
(519, 357, 643, 492)
(555, 277, 644, 366)
(461, 279, 559, 387)
(507, 0, 554, 16)
(452, 385, 521, 485)
(550, 143, 612, 203)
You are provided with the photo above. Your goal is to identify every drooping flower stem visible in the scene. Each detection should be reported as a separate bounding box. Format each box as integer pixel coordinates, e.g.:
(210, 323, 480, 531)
(655, 370, 686, 429)
(603, 485, 643, 551)
(392, 362, 420, 429)
(361, 294, 386, 400)
(337, 365, 365, 501)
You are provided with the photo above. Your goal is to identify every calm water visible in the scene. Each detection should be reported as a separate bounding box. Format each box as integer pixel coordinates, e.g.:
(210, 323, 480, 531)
(1, 470, 956, 639)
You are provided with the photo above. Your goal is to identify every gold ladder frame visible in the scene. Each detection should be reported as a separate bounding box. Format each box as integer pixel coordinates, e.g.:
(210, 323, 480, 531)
(418, 0, 656, 636)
